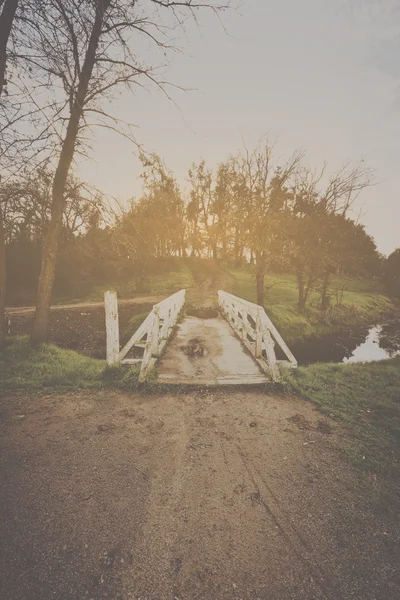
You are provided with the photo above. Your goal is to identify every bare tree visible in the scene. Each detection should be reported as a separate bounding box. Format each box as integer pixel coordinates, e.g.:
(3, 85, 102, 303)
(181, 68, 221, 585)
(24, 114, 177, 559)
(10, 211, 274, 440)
(289, 161, 375, 313)
(9, 0, 231, 342)
(235, 137, 303, 306)
(188, 160, 218, 258)
(0, 0, 19, 343)
(0, 0, 19, 96)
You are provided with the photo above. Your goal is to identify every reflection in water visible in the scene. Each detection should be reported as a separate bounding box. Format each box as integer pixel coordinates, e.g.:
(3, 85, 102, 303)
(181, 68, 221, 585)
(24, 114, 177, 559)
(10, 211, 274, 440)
(291, 317, 400, 366)
(343, 326, 395, 364)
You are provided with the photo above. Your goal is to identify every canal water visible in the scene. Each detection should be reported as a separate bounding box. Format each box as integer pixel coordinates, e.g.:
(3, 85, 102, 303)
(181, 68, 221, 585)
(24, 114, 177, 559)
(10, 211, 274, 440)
(290, 317, 400, 366)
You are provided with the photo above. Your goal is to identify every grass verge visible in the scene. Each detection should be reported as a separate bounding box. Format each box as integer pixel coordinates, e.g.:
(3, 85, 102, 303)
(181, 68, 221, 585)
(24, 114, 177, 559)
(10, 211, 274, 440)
(282, 357, 400, 477)
(0, 336, 148, 392)
(0, 336, 107, 391)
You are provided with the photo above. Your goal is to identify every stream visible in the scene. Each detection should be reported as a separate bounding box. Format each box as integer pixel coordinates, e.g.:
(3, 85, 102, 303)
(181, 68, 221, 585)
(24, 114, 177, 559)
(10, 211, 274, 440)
(290, 316, 400, 366)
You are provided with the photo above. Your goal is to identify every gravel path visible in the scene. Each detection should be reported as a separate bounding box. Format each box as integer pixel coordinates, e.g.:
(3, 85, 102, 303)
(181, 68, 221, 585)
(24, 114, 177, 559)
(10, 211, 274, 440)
(1, 388, 399, 600)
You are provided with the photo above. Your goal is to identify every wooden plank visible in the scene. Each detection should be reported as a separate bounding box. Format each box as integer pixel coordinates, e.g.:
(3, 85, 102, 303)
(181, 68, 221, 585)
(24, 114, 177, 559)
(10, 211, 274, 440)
(121, 358, 142, 365)
(156, 374, 269, 386)
(139, 313, 156, 382)
(255, 309, 263, 358)
(259, 311, 297, 367)
(262, 325, 280, 382)
(150, 306, 160, 357)
(154, 289, 185, 311)
(104, 291, 119, 365)
(118, 312, 153, 361)
(217, 374, 269, 385)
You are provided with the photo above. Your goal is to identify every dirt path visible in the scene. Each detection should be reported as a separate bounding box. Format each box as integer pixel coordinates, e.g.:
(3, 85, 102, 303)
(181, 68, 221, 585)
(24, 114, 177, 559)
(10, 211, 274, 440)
(186, 260, 235, 307)
(6, 294, 166, 315)
(1, 388, 399, 600)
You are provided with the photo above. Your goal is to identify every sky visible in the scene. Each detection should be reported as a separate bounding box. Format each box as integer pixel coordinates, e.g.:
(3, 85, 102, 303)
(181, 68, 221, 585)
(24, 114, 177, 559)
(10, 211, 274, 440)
(78, 0, 400, 256)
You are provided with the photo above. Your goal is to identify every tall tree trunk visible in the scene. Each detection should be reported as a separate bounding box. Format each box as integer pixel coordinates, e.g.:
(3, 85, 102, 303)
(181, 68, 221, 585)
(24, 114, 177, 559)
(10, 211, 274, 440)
(321, 270, 331, 313)
(0, 202, 6, 344)
(0, 0, 19, 341)
(0, 0, 18, 95)
(256, 270, 264, 307)
(255, 253, 265, 307)
(234, 226, 241, 267)
(31, 0, 110, 343)
(297, 270, 306, 313)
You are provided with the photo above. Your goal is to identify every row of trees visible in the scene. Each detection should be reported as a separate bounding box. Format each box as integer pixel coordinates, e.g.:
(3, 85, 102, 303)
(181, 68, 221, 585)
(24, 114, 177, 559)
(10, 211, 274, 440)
(2, 144, 383, 315)
(115, 145, 381, 309)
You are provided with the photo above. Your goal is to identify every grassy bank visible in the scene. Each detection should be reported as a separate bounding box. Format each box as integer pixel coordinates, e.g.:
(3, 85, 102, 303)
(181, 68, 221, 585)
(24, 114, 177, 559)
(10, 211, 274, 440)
(283, 357, 400, 477)
(227, 267, 396, 344)
(0, 337, 106, 391)
(0, 336, 143, 392)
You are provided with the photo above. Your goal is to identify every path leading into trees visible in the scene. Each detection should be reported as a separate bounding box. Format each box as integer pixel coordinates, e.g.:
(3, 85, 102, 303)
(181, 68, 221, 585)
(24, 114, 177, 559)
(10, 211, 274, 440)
(1, 387, 399, 600)
(184, 259, 235, 307)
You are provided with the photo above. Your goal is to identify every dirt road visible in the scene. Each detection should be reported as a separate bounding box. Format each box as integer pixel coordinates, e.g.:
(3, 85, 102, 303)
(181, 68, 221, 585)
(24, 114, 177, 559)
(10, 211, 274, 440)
(1, 388, 399, 600)
(6, 295, 166, 315)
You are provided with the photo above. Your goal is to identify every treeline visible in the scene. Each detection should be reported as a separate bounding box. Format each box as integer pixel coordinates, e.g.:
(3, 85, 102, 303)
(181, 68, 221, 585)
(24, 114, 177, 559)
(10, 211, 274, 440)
(2, 142, 386, 312)
(383, 248, 400, 299)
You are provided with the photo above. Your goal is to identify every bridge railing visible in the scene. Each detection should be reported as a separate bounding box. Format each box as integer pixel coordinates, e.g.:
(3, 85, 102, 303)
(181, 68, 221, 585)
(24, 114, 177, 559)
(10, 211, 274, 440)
(105, 289, 186, 381)
(217, 290, 297, 380)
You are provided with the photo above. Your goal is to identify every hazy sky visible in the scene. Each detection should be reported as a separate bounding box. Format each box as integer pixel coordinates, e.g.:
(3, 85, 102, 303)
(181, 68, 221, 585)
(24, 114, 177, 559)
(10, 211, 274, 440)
(78, 0, 400, 256)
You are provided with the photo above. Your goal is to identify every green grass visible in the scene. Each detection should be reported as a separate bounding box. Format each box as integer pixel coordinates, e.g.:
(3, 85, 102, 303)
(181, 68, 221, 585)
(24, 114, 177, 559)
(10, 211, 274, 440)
(0, 336, 107, 391)
(227, 267, 395, 344)
(283, 357, 400, 476)
(0, 337, 168, 393)
(143, 262, 194, 295)
(54, 259, 194, 305)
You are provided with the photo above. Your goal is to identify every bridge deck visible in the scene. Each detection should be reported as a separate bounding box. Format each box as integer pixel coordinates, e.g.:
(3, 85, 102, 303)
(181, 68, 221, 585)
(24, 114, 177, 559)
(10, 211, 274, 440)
(156, 315, 269, 385)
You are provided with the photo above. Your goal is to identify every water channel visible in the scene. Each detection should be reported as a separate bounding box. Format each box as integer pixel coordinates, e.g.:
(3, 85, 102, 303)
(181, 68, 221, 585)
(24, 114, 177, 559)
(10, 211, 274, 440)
(290, 316, 400, 366)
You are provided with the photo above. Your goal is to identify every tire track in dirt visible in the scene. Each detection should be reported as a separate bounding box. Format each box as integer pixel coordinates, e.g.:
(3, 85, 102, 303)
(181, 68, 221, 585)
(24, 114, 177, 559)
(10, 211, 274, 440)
(234, 441, 337, 600)
(122, 396, 191, 600)
(135, 389, 329, 599)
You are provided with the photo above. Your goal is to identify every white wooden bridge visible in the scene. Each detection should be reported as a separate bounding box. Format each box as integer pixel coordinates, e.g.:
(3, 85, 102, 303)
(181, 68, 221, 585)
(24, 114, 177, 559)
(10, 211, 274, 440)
(104, 289, 297, 385)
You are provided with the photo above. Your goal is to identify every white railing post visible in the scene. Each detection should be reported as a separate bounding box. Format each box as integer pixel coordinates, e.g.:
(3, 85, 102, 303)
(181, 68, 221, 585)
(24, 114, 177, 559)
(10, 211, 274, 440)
(255, 309, 263, 358)
(151, 306, 160, 357)
(104, 291, 120, 365)
(263, 326, 279, 381)
(139, 312, 155, 382)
